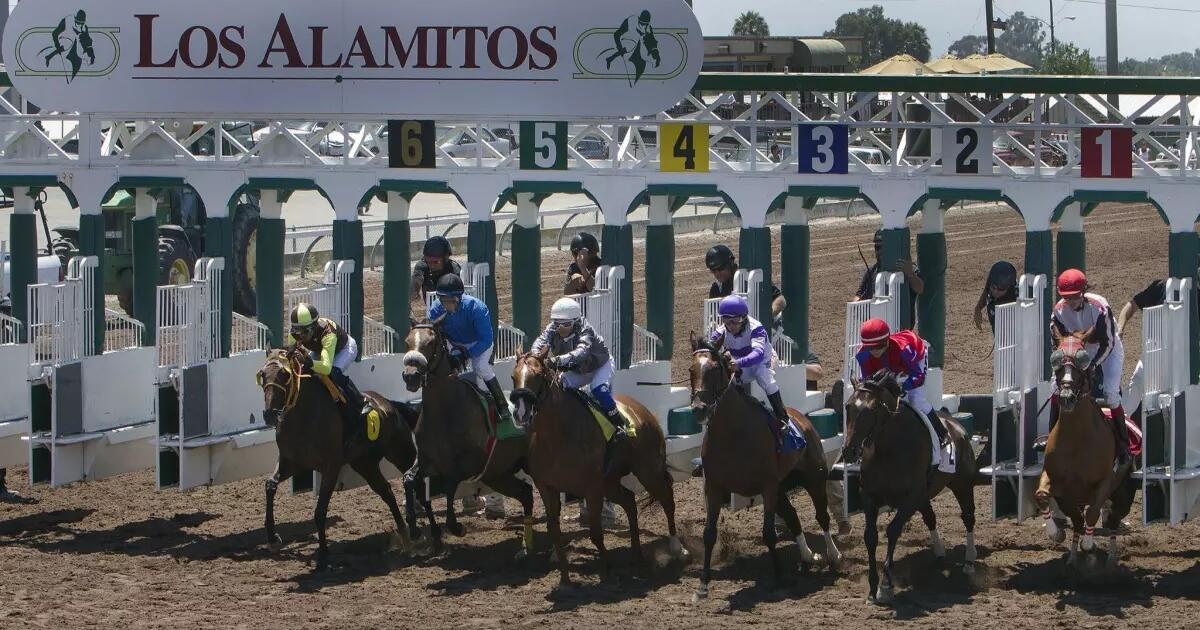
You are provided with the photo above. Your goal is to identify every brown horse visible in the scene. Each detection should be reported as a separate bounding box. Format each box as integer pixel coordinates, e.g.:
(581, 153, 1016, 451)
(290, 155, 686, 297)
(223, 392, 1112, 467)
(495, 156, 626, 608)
(401, 320, 536, 557)
(1035, 337, 1136, 568)
(688, 333, 841, 601)
(509, 349, 683, 586)
(843, 370, 978, 605)
(258, 348, 416, 572)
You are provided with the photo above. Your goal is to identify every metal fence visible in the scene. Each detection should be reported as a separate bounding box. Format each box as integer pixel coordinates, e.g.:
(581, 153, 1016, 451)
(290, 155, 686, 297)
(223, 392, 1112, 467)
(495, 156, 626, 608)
(567, 265, 623, 367)
(285, 260, 355, 333)
(0, 312, 21, 346)
(1143, 277, 1192, 404)
(231, 312, 272, 355)
(156, 258, 223, 369)
(992, 274, 1047, 407)
(362, 316, 396, 358)
(632, 324, 660, 365)
(27, 256, 99, 367)
(495, 320, 526, 362)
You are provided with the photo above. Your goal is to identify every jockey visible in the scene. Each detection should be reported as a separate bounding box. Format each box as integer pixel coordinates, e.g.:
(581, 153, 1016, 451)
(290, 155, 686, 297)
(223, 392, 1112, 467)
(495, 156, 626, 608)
(1050, 268, 1130, 465)
(974, 260, 1019, 334)
(410, 236, 462, 305)
(287, 303, 367, 443)
(566, 232, 603, 294)
(855, 319, 950, 451)
(428, 273, 514, 426)
(708, 295, 790, 450)
(531, 297, 628, 470)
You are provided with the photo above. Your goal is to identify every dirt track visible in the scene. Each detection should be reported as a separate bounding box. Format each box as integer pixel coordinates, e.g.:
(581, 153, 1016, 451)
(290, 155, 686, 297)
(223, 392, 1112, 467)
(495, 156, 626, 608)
(3, 202, 1199, 629)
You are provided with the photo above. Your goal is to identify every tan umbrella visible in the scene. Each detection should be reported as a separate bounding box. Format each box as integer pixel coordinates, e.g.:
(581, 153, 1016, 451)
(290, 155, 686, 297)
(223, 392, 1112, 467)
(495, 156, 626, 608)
(964, 53, 1033, 73)
(859, 54, 936, 76)
(927, 54, 985, 74)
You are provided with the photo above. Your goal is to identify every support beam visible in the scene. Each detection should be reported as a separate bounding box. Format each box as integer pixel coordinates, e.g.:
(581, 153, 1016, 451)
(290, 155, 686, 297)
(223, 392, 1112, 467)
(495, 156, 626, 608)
(511, 193, 541, 349)
(332, 219, 365, 345)
(917, 202, 946, 368)
(879, 227, 913, 329)
(1168, 231, 1200, 384)
(1026, 229, 1054, 375)
(256, 190, 285, 347)
(77, 212, 106, 355)
(132, 190, 157, 347)
(1056, 202, 1086, 274)
(738, 226, 773, 327)
(644, 194, 674, 356)
(383, 192, 411, 345)
(204, 215, 233, 358)
(602, 223, 634, 368)
(8, 188, 36, 343)
(780, 196, 810, 360)
(467, 220, 499, 333)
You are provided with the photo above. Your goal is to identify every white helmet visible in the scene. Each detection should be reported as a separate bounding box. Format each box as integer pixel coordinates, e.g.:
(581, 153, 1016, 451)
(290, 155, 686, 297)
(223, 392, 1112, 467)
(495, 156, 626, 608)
(550, 297, 582, 323)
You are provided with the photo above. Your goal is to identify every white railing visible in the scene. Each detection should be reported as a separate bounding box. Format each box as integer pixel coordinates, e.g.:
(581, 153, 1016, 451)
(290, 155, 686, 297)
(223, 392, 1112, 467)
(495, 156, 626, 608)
(495, 321, 526, 362)
(702, 268, 762, 334)
(773, 332, 796, 367)
(841, 273, 902, 392)
(632, 324, 660, 365)
(104, 308, 145, 353)
(993, 274, 1047, 407)
(423, 261, 489, 315)
(1143, 278, 1192, 405)
(27, 256, 98, 367)
(156, 258, 223, 369)
(568, 265, 623, 367)
(286, 260, 354, 331)
(0, 312, 21, 346)
(362, 316, 396, 358)
(231, 312, 272, 356)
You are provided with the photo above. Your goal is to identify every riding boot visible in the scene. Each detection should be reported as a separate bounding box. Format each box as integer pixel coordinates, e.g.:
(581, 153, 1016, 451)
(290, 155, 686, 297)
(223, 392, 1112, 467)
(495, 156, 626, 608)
(1033, 396, 1058, 453)
(927, 409, 950, 447)
(332, 369, 366, 452)
(484, 378, 514, 425)
(602, 407, 628, 478)
(1111, 405, 1132, 467)
(767, 391, 790, 452)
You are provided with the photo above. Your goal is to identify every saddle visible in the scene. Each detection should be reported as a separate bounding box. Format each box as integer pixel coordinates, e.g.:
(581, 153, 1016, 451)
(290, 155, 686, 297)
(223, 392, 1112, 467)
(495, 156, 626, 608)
(565, 389, 637, 440)
(898, 399, 956, 473)
(462, 379, 524, 442)
(748, 396, 806, 454)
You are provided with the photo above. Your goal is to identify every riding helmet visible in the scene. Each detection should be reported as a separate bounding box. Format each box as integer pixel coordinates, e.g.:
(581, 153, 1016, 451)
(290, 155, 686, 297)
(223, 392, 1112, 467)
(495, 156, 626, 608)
(717, 295, 749, 318)
(550, 297, 583, 323)
(435, 273, 466, 297)
(705, 245, 736, 271)
(423, 235, 453, 259)
(1057, 268, 1087, 297)
(860, 318, 891, 347)
(569, 232, 600, 257)
(289, 303, 319, 331)
(987, 261, 1018, 291)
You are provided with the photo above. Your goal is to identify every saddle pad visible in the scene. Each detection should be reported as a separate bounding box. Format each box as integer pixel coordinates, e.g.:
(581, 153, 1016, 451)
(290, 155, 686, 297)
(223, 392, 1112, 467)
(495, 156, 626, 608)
(464, 382, 524, 443)
(1101, 408, 1144, 457)
(568, 389, 636, 440)
(751, 397, 806, 454)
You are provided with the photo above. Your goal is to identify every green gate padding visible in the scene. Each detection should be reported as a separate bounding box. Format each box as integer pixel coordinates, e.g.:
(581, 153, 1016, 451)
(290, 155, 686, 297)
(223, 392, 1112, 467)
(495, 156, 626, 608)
(257, 217, 285, 347)
(879, 228, 912, 330)
(132, 216, 158, 346)
(1056, 231, 1086, 276)
(738, 227, 773, 327)
(383, 220, 411, 345)
(9, 213, 36, 343)
(601, 224, 633, 368)
(467, 221, 499, 333)
(916, 231, 947, 368)
(204, 216, 233, 357)
(1168, 231, 1200, 384)
(1025, 230, 1054, 376)
(332, 220, 365, 346)
(78, 214, 106, 354)
(780, 224, 810, 361)
(644, 224, 674, 357)
(511, 225, 541, 351)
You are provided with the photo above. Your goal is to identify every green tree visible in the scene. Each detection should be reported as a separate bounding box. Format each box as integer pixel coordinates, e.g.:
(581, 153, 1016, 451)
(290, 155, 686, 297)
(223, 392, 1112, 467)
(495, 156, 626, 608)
(825, 5, 931, 68)
(996, 11, 1045, 68)
(948, 35, 988, 58)
(732, 11, 770, 37)
(1040, 42, 1097, 75)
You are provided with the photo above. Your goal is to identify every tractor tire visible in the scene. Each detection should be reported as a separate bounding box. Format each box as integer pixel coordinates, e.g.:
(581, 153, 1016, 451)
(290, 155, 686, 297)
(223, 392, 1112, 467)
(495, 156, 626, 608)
(50, 235, 78, 279)
(230, 201, 260, 316)
(158, 233, 197, 287)
(117, 269, 134, 315)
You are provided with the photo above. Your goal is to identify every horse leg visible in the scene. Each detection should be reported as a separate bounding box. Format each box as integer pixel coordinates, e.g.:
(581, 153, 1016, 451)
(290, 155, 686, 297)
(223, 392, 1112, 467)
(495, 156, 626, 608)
(606, 480, 642, 568)
(863, 497, 883, 604)
(638, 462, 684, 561)
(694, 487, 723, 602)
(918, 501, 946, 561)
(484, 474, 536, 560)
(443, 479, 465, 537)
(584, 491, 611, 579)
(776, 492, 821, 569)
(313, 470, 339, 572)
(541, 485, 571, 586)
(804, 471, 842, 569)
(759, 485, 786, 586)
(1036, 471, 1066, 544)
(350, 459, 412, 554)
(265, 458, 294, 547)
(879, 506, 916, 604)
(950, 479, 978, 573)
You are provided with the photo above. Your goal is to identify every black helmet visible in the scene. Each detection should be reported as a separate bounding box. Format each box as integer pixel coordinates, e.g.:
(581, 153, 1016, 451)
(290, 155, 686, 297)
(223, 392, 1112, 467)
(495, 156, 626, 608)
(638, 10, 652, 24)
(987, 261, 1018, 290)
(423, 235, 452, 259)
(435, 273, 465, 297)
(569, 232, 600, 256)
(705, 245, 736, 271)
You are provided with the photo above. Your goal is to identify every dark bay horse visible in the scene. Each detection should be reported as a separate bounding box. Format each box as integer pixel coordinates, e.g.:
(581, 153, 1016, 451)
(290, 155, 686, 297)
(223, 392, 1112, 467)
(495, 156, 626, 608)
(843, 370, 978, 604)
(1035, 337, 1136, 568)
(510, 349, 683, 586)
(688, 333, 841, 601)
(401, 320, 536, 556)
(257, 348, 416, 571)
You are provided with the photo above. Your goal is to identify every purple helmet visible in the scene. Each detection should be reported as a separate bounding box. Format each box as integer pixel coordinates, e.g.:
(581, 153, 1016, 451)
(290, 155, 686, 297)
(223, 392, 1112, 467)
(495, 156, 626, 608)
(718, 295, 749, 318)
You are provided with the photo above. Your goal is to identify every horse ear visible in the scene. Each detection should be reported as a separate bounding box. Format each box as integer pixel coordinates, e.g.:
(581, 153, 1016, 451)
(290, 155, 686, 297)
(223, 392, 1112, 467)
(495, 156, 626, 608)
(689, 330, 700, 351)
(431, 313, 448, 327)
(713, 333, 725, 350)
(536, 345, 551, 359)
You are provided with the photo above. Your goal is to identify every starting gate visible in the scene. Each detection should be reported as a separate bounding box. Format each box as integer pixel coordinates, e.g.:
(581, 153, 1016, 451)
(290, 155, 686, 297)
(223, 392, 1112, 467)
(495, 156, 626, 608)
(981, 274, 1049, 521)
(1136, 278, 1200, 525)
(567, 265, 624, 367)
(0, 310, 28, 472)
(420, 261, 525, 364)
(156, 258, 274, 491)
(26, 256, 157, 487)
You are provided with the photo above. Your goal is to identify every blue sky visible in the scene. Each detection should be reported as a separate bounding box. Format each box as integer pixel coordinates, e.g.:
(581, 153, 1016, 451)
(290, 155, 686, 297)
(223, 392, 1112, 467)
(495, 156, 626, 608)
(692, 0, 1200, 60)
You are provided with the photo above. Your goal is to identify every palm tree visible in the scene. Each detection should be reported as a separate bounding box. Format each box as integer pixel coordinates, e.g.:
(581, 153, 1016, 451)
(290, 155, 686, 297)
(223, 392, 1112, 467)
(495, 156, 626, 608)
(732, 11, 770, 37)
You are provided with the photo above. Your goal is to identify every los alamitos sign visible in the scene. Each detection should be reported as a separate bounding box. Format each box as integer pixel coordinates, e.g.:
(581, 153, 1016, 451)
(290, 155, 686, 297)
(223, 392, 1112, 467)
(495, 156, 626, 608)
(3, 0, 703, 118)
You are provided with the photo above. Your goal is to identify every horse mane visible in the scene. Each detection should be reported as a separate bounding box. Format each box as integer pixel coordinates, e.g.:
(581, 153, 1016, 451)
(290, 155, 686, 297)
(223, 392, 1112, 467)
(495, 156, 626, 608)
(866, 369, 903, 397)
(693, 335, 723, 356)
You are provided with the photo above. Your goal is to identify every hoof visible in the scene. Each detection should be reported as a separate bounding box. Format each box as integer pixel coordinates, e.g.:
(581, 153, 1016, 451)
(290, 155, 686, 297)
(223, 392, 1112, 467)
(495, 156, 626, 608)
(447, 521, 466, 537)
(514, 548, 529, 561)
(874, 585, 895, 605)
(1080, 536, 1095, 552)
(692, 587, 709, 603)
(827, 552, 843, 570)
(837, 521, 853, 537)
(963, 562, 976, 576)
(267, 533, 284, 549)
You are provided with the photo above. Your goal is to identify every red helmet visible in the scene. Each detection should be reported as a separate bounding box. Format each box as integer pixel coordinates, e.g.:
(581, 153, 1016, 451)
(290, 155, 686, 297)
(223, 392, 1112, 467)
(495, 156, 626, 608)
(1057, 268, 1087, 297)
(860, 318, 891, 348)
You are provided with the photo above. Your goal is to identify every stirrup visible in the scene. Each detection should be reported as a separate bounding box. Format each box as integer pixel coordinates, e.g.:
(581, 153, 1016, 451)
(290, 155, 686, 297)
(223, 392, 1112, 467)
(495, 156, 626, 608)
(1032, 434, 1049, 452)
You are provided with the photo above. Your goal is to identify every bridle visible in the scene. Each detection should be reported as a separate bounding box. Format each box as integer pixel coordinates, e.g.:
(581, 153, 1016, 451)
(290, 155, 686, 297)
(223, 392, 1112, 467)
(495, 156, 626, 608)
(510, 354, 561, 426)
(258, 351, 306, 421)
(844, 379, 899, 459)
(689, 348, 738, 421)
(407, 323, 447, 388)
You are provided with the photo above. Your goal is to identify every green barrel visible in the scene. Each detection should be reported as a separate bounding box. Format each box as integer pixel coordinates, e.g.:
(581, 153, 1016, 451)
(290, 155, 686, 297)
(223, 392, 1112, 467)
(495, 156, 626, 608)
(808, 408, 840, 440)
(952, 412, 976, 438)
(668, 406, 703, 436)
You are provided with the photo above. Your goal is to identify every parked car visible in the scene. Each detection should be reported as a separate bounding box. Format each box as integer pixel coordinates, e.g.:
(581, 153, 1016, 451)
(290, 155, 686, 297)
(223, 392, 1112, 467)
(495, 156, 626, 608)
(574, 137, 610, 160)
(438, 127, 512, 158)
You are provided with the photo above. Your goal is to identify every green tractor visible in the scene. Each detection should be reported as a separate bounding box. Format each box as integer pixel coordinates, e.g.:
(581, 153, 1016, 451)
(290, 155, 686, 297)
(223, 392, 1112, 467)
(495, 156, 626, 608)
(49, 187, 262, 316)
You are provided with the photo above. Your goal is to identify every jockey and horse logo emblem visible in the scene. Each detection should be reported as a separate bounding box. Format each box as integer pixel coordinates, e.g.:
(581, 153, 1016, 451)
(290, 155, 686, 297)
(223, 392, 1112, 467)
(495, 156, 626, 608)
(11, 9, 120, 83)
(573, 10, 691, 86)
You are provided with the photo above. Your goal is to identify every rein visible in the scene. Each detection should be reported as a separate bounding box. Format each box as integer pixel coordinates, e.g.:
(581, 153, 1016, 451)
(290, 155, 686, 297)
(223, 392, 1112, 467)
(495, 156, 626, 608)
(690, 348, 739, 416)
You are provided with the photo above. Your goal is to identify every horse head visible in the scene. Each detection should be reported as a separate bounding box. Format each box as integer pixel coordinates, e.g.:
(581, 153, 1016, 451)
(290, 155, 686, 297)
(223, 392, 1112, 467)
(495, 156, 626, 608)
(509, 346, 556, 428)
(688, 330, 735, 425)
(1051, 336, 1093, 412)
(843, 370, 902, 461)
(402, 314, 448, 392)
(257, 347, 302, 427)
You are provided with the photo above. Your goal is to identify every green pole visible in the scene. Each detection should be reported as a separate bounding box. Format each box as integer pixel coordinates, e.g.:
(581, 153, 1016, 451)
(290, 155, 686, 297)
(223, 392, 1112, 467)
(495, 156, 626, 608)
(601, 224, 634, 368)
(8, 212, 37, 343)
(644, 223, 674, 356)
(916, 231, 947, 368)
(879, 227, 912, 329)
(1056, 231, 1086, 276)
(332, 220, 365, 346)
(467, 220, 499, 333)
(1168, 231, 1200, 384)
(738, 226, 773, 327)
(256, 216, 285, 347)
(383, 219, 411, 346)
(780, 223, 810, 360)
(1026, 229, 1054, 375)
(511, 224, 541, 350)
(204, 216, 233, 358)
(132, 216, 158, 347)
(77, 213, 106, 354)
